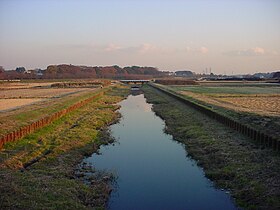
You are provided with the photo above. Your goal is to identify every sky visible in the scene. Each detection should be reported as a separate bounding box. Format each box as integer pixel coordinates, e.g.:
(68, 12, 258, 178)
(0, 0, 279, 74)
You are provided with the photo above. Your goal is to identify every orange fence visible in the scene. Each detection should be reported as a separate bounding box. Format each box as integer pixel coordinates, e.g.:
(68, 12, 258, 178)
(149, 84, 280, 152)
(0, 91, 104, 149)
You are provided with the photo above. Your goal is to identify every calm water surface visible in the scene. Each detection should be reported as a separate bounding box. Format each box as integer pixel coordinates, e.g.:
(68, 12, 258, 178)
(84, 93, 237, 210)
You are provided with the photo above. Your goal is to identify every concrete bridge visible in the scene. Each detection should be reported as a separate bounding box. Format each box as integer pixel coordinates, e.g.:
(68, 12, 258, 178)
(120, 80, 150, 84)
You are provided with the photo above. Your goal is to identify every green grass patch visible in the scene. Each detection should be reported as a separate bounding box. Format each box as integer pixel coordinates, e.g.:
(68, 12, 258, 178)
(170, 85, 280, 95)
(0, 85, 130, 209)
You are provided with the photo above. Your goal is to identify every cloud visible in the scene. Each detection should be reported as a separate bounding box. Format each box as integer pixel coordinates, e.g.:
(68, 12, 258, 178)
(139, 43, 158, 53)
(61, 42, 210, 55)
(271, 50, 278, 55)
(223, 47, 277, 56)
(138, 43, 176, 54)
(101, 43, 159, 54)
(185, 46, 209, 54)
(104, 43, 121, 52)
(252, 47, 265, 55)
(199, 47, 209, 54)
(110, 44, 210, 55)
(86, 43, 157, 54)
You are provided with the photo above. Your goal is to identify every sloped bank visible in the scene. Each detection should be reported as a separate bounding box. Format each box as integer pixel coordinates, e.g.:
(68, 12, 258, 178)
(0, 86, 129, 209)
(142, 85, 280, 210)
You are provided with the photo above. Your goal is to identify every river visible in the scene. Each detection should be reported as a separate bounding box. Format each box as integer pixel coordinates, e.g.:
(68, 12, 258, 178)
(83, 93, 237, 210)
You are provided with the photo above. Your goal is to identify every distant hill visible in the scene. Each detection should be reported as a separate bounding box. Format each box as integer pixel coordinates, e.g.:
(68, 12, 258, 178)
(0, 64, 163, 80)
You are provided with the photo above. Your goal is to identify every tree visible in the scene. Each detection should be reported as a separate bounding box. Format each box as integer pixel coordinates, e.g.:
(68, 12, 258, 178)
(15, 67, 26, 73)
(272, 71, 280, 79)
(0, 66, 4, 73)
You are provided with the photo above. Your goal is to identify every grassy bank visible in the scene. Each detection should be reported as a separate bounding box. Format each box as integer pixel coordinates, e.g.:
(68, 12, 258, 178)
(165, 84, 280, 139)
(143, 85, 280, 210)
(0, 85, 129, 209)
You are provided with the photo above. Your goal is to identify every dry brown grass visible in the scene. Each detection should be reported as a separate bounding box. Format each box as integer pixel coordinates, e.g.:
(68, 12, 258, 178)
(215, 95, 280, 115)
(0, 99, 43, 111)
(0, 88, 88, 99)
(0, 81, 94, 111)
(180, 91, 280, 116)
(0, 82, 56, 89)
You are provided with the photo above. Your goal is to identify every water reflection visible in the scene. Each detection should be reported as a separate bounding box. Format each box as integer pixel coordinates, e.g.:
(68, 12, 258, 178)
(130, 87, 143, 96)
(84, 94, 237, 210)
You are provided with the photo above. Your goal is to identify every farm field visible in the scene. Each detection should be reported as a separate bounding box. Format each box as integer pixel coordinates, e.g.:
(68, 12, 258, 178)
(165, 82, 280, 140)
(0, 80, 109, 137)
(0, 99, 43, 111)
(0, 88, 87, 99)
(169, 82, 280, 116)
(0, 87, 93, 111)
(0, 82, 56, 89)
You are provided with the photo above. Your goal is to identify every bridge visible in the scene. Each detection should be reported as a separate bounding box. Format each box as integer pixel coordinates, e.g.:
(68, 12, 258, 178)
(119, 80, 150, 84)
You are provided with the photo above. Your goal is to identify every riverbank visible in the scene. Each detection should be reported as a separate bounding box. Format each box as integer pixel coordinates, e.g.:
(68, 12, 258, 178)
(0, 85, 129, 209)
(83, 93, 236, 209)
(143, 85, 280, 210)
(165, 84, 280, 140)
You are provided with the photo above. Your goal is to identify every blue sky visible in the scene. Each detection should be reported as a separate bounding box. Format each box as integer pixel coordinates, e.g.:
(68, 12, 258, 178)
(0, 0, 279, 74)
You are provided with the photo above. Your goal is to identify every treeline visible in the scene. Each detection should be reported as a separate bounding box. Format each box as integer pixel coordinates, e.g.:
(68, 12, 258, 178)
(0, 65, 163, 80)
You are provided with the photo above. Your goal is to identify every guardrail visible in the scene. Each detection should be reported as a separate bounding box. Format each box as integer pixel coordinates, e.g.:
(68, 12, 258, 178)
(149, 83, 280, 152)
(0, 91, 105, 149)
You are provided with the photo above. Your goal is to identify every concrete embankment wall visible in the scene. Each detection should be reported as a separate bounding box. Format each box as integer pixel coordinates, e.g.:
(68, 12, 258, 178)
(0, 91, 104, 149)
(149, 83, 280, 152)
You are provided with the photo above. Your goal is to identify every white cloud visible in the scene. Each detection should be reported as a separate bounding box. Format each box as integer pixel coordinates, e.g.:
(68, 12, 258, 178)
(104, 43, 121, 52)
(132, 43, 176, 54)
(199, 46, 209, 54)
(62, 42, 210, 55)
(101, 43, 159, 54)
(89, 43, 158, 54)
(185, 46, 209, 54)
(252, 47, 265, 55)
(223, 47, 277, 56)
(186, 47, 192, 52)
(271, 50, 278, 55)
(139, 43, 158, 54)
